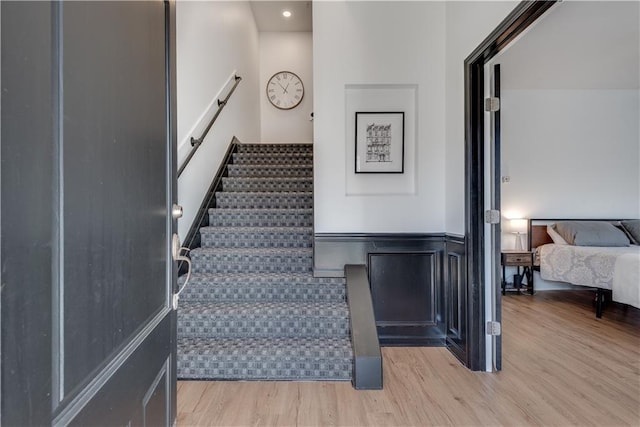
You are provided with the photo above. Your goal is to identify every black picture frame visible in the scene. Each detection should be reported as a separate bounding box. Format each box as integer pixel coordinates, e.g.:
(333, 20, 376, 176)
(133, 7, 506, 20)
(355, 112, 405, 174)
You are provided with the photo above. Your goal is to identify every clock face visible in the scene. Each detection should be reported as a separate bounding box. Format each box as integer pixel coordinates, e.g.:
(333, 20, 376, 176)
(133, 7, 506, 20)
(266, 71, 304, 110)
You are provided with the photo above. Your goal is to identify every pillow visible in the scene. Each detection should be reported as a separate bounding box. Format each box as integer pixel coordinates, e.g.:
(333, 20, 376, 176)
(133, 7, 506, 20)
(547, 224, 568, 245)
(620, 220, 640, 245)
(554, 221, 630, 247)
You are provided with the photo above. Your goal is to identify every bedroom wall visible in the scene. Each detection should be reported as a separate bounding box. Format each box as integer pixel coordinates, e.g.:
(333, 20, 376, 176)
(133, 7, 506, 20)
(498, 1, 640, 231)
(259, 32, 313, 143)
(500, 89, 639, 223)
(176, 1, 261, 240)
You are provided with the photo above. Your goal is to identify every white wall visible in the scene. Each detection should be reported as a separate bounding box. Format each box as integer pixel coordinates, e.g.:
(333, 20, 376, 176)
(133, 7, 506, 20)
(444, 1, 519, 235)
(500, 89, 640, 220)
(176, 1, 260, 240)
(259, 32, 313, 142)
(313, 1, 447, 233)
(498, 1, 640, 222)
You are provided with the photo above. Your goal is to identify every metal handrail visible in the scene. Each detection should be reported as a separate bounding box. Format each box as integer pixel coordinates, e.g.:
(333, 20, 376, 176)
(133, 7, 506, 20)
(177, 75, 242, 177)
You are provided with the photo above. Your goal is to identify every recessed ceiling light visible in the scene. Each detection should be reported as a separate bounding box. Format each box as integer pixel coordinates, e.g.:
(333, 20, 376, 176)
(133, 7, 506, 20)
(282, 10, 292, 18)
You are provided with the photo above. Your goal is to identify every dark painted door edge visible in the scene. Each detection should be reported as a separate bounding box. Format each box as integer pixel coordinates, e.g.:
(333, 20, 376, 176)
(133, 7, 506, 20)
(492, 64, 502, 372)
(166, 0, 178, 423)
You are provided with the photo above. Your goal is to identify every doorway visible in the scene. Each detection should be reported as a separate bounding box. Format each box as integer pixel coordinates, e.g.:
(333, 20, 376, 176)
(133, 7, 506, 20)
(463, 0, 558, 372)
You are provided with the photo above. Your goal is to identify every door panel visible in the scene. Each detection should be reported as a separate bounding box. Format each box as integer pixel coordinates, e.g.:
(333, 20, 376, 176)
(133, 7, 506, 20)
(446, 238, 467, 364)
(61, 0, 169, 395)
(1, 2, 55, 425)
(65, 317, 172, 426)
(1, 1, 176, 424)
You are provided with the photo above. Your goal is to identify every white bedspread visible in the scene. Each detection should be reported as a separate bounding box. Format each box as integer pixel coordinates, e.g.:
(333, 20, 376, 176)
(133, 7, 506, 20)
(540, 244, 640, 309)
(613, 252, 640, 309)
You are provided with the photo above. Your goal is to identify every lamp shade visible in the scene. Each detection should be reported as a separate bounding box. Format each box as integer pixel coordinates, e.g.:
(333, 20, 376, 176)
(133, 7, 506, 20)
(510, 218, 528, 234)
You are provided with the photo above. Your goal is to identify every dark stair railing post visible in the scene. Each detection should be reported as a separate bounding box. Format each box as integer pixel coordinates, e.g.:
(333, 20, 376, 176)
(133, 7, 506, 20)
(345, 264, 383, 390)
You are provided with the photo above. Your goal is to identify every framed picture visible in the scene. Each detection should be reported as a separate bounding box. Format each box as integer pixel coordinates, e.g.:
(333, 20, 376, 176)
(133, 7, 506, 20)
(355, 112, 404, 173)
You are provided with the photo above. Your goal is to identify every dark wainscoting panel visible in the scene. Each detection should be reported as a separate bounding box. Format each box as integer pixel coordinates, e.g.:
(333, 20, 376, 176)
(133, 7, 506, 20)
(314, 233, 446, 277)
(315, 234, 461, 346)
(369, 251, 443, 345)
(445, 235, 467, 365)
(67, 316, 172, 426)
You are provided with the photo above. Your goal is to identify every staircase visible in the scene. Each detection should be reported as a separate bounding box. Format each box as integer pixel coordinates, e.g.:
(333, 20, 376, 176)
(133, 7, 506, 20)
(177, 143, 354, 381)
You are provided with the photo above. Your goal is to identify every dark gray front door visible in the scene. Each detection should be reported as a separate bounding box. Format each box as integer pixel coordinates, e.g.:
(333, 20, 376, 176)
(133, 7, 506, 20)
(1, 1, 177, 425)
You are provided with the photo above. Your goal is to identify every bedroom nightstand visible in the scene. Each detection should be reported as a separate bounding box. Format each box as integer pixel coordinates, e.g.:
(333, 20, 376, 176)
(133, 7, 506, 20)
(501, 251, 534, 295)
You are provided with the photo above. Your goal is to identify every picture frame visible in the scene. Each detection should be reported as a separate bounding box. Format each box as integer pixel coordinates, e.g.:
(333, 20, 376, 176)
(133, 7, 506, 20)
(355, 112, 405, 174)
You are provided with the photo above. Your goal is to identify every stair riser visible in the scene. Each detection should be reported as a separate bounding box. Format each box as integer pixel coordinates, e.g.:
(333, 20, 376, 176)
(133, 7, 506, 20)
(178, 317, 350, 339)
(208, 210, 313, 227)
(177, 359, 351, 381)
(236, 144, 313, 154)
(177, 336, 352, 381)
(226, 165, 312, 177)
(215, 193, 312, 210)
(222, 178, 313, 193)
(232, 153, 313, 165)
(200, 228, 312, 249)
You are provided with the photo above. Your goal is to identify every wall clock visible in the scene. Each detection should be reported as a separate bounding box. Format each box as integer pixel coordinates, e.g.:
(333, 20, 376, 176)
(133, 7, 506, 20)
(266, 71, 304, 110)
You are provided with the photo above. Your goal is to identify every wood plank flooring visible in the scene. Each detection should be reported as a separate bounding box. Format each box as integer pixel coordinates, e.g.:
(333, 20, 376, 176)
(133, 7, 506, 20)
(177, 290, 640, 426)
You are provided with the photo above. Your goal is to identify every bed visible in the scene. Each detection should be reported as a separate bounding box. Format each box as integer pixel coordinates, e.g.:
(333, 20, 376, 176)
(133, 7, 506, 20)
(529, 219, 640, 318)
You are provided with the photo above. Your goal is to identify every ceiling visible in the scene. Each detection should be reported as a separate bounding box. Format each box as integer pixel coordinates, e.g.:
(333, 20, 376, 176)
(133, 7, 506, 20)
(249, 1, 313, 32)
(497, 1, 639, 90)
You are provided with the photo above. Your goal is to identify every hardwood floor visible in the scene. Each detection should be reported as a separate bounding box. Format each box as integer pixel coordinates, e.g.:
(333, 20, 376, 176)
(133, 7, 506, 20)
(177, 290, 640, 426)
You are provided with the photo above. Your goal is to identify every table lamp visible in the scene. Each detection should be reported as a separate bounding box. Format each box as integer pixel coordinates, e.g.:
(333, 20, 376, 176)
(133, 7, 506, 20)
(510, 218, 528, 251)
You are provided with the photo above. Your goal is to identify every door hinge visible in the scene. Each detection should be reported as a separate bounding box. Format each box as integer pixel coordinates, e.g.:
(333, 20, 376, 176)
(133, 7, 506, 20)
(487, 321, 502, 336)
(485, 97, 500, 112)
(484, 209, 501, 224)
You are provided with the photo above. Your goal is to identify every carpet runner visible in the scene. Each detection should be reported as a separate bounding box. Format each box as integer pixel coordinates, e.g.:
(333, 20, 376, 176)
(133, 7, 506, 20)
(177, 143, 353, 381)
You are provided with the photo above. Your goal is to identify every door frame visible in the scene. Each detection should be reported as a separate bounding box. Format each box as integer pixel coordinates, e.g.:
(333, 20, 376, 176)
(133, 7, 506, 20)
(463, 0, 558, 371)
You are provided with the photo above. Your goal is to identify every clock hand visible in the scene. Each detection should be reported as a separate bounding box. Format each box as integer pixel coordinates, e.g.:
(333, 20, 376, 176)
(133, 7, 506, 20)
(278, 82, 287, 93)
(284, 83, 290, 94)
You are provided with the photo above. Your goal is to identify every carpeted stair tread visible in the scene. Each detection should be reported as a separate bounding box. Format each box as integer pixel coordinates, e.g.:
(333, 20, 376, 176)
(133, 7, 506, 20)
(191, 247, 313, 256)
(185, 272, 346, 286)
(222, 177, 313, 192)
(236, 143, 313, 154)
(200, 226, 312, 248)
(215, 191, 312, 209)
(208, 208, 313, 227)
(232, 152, 313, 165)
(181, 272, 346, 302)
(190, 247, 313, 274)
(226, 164, 312, 177)
(180, 300, 349, 318)
(177, 336, 352, 380)
(178, 301, 350, 338)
